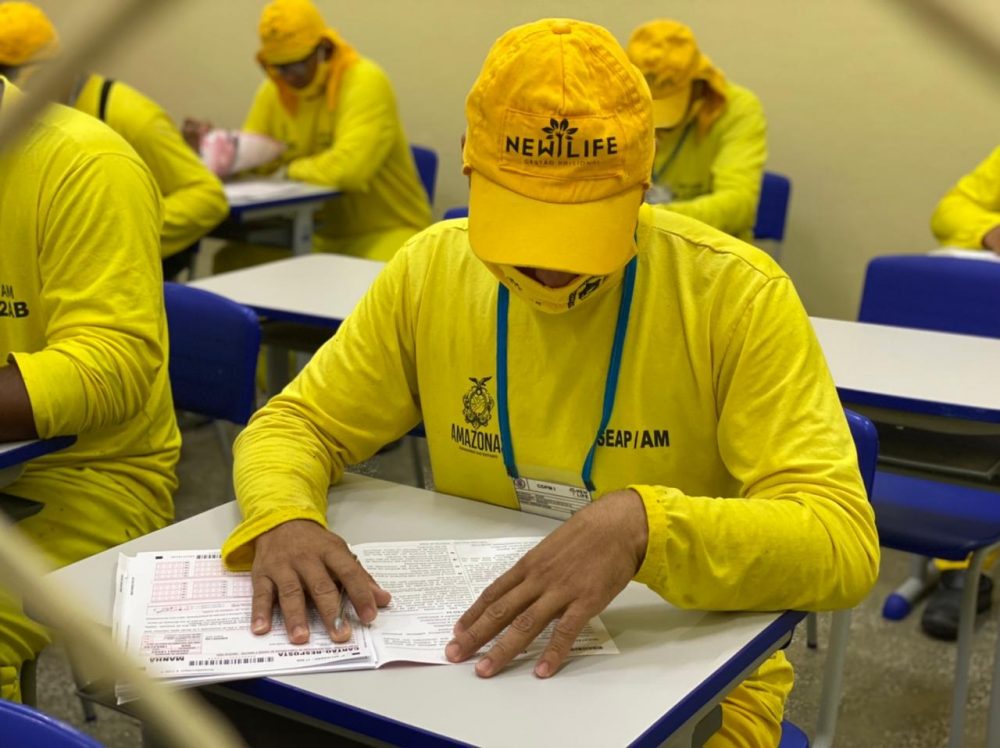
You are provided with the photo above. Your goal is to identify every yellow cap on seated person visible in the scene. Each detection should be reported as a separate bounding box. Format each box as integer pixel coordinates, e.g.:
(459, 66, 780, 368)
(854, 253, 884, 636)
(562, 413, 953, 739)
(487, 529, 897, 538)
(626, 19, 704, 129)
(0, 2, 58, 67)
(463, 18, 654, 277)
(257, 0, 326, 65)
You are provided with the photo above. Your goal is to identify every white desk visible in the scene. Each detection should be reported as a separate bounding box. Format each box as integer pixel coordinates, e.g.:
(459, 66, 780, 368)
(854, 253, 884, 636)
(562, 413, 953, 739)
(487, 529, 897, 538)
(929, 247, 1000, 263)
(216, 180, 341, 256)
(189, 254, 384, 327)
(50, 474, 801, 748)
(810, 316, 1000, 423)
(0, 436, 75, 489)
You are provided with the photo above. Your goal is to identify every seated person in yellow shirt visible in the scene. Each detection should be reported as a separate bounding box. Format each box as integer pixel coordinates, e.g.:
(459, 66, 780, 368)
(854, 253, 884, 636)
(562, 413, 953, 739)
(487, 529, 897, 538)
(189, 0, 432, 273)
(626, 19, 767, 242)
(222, 19, 879, 747)
(0, 2, 229, 281)
(931, 145, 1000, 254)
(919, 146, 1000, 640)
(0, 77, 180, 702)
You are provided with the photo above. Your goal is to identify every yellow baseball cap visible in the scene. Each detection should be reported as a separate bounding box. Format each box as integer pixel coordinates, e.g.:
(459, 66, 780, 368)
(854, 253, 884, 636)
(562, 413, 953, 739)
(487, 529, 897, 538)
(626, 19, 705, 129)
(257, 0, 326, 65)
(463, 19, 654, 276)
(0, 1, 58, 67)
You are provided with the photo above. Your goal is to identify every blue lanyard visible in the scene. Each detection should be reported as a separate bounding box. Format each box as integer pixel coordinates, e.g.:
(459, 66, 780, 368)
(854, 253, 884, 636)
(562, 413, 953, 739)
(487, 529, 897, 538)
(495, 256, 638, 493)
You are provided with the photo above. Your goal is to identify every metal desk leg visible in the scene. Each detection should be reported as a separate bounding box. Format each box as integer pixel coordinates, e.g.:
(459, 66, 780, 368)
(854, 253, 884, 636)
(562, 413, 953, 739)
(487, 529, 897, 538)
(291, 208, 314, 256)
(985, 588, 1000, 747)
(813, 609, 851, 748)
(948, 548, 988, 748)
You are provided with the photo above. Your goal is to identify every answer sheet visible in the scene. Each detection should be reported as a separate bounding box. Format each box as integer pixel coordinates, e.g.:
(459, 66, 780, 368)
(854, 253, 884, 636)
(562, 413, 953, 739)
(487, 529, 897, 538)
(113, 538, 617, 694)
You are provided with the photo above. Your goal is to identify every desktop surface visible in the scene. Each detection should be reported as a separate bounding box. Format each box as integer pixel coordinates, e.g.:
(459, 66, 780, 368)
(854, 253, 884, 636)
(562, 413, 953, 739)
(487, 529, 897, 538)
(50, 474, 799, 747)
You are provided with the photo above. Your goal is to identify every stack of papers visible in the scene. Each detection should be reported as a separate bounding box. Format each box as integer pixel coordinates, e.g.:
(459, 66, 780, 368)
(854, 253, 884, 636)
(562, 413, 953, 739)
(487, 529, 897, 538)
(113, 538, 618, 701)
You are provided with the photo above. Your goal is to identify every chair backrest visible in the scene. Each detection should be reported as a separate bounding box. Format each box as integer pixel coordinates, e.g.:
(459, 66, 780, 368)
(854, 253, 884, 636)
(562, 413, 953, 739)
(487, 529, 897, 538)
(0, 699, 103, 747)
(410, 145, 438, 206)
(442, 206, 469, 220)
(753, 171, 792, 242)
(845, 408, 879, 497)
(164, 282, 261, 425)
(858, 255, 1000, 339)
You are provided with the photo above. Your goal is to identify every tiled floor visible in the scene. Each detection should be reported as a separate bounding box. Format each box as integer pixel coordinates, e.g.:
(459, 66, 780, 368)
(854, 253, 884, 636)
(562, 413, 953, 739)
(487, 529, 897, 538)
(29, 418, 1000, 746)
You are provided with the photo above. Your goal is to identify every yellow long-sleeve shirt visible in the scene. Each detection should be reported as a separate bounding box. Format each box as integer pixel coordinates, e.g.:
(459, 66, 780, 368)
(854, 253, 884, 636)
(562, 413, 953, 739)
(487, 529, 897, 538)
(222, 203, 878, 739)
(931, 146, 1000, 249)
(242, 57, 432, 255)
(651, 82, 767, 241)
(73, 74, 229, 260)
(1, 84, 179, 536)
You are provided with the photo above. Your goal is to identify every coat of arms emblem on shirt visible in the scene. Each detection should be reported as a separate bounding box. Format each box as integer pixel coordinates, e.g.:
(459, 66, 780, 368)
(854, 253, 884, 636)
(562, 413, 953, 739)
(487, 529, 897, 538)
(462, 376, 495, 430)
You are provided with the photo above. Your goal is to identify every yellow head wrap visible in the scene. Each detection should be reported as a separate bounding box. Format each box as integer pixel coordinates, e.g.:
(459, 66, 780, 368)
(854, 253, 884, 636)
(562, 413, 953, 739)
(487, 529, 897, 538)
(0, 1, 58, 67)
(256, 0, 358, 115)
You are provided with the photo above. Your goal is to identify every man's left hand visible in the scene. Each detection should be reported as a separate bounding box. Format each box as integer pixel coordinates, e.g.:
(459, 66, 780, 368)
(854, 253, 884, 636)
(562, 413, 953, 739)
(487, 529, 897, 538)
(445, 488, 648, 678)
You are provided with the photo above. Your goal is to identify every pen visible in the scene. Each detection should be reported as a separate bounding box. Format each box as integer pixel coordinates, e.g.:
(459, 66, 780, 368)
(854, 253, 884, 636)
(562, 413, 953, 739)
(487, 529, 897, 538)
(333, 589, 349, 635)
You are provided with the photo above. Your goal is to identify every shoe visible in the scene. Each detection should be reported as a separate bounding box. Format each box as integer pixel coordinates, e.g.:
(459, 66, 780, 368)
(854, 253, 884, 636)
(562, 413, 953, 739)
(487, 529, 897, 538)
(920, 570, 993, 641)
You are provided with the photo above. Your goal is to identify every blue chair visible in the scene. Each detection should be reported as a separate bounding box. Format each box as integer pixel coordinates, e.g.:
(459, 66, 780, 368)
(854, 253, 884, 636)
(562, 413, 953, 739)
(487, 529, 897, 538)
(753, 171, 792, 243)
(164, 282, 260, 496)
(0, 699, 103, 747)
(443, 206, 468, 220)
(782, 408, 879, 748)
(410, 145, 438, 206)
(854, 253, 1000, 747)
(164, 283, 260, 426)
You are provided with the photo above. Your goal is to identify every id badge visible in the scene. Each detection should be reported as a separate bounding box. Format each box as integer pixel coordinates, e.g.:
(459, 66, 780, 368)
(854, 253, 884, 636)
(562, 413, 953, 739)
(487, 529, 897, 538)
(512, 476, 592, 521)
(644, 183, 673, 205)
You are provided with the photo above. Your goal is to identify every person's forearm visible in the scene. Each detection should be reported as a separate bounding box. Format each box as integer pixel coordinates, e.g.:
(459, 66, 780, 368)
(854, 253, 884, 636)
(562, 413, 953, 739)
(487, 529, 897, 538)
(0, 362, 38, 441)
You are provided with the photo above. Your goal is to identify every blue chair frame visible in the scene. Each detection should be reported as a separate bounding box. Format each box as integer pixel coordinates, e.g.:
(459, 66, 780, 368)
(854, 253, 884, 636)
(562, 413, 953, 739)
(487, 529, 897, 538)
(855, 253, 1000, 747)
(0, 699, 103, 747)
(410, 145, 438, 207)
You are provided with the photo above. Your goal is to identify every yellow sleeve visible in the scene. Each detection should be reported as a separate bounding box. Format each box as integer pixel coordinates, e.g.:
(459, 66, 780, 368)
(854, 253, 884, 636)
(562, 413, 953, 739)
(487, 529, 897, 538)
(222, 243, 424, 569)
(632, 277, 879, 612)
(286, 63, 398, 191)
(130, 105, 228, 259)
(664, 89, 767, 237)
(930, 146, 1000, 248)
(241, 80, 274, 136)
(10, 153, 168, 438)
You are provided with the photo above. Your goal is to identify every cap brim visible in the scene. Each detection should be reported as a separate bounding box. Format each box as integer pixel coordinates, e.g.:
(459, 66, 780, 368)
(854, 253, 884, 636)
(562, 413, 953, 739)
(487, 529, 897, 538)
(468, 172, 641, 276)
(651, 91, 690, 129)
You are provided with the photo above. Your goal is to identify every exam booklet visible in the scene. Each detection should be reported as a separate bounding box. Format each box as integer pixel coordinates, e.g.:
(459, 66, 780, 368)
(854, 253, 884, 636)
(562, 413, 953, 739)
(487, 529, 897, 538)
(113, 538, 618, 699)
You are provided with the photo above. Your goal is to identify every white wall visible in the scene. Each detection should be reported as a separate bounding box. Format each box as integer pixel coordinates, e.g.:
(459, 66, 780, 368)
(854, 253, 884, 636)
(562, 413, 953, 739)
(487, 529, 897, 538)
(37, 0, 1000, 318)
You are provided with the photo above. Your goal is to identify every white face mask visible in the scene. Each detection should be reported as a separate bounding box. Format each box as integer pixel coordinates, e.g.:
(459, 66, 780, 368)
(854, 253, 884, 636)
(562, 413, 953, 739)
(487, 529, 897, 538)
(482, 262, 612, 314)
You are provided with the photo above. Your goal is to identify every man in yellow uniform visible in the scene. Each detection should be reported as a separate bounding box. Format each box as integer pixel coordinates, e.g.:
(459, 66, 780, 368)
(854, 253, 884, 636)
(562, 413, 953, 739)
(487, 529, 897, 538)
(931, 146, 1000, 254)
(626, 19, 767, 242)
(200, 0, 432, 272)
(919, 147, 1000, 639)
(223, 20, 878, 746)
(0, 78, 180, 702)
(0, 1, 229, 279)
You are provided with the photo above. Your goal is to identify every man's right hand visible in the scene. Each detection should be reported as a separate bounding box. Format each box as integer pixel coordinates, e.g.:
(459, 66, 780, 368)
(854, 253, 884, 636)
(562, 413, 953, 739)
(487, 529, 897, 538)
(181, 118, 212, 152)
(250, 519, 391, 645)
